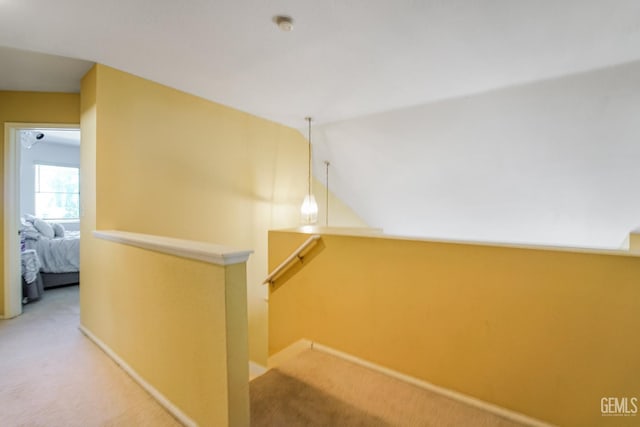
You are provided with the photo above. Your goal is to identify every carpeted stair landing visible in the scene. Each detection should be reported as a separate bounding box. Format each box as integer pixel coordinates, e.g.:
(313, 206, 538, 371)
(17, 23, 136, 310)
(250, 349, 527, 427)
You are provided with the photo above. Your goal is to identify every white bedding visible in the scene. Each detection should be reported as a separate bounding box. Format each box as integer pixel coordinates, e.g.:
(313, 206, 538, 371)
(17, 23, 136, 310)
(25, 231, 80, 273)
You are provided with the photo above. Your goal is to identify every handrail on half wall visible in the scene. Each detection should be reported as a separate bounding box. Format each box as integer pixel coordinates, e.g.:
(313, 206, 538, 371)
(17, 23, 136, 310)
(262, 234, 321, 285)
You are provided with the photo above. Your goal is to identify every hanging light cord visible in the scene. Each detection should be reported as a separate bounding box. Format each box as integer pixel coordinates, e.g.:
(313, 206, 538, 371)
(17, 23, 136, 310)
(324, 160, 330, 226)
(306, 117, 312, 200)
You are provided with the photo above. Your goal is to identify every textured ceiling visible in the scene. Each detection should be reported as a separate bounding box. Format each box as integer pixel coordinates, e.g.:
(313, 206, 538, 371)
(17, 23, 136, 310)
(2, 0, 640, 248)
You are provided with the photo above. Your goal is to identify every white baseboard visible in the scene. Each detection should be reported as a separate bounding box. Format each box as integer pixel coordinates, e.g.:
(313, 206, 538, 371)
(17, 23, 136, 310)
(268, 339, 314, 368)
(79, 325, 198, 427)
(272, 339, 554, 427)
(249, 361, 268, 380)
(0, 312, 18, 320)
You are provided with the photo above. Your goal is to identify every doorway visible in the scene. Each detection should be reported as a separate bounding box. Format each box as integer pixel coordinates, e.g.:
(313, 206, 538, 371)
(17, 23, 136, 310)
(3, 122, 80, 318)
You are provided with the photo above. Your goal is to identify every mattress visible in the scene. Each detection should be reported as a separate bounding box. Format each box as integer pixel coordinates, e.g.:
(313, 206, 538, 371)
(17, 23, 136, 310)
(25, 231, 80, 273)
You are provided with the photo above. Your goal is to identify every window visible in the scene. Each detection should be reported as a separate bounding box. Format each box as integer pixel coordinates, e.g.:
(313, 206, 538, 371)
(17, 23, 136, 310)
(34, 164, 80, 220)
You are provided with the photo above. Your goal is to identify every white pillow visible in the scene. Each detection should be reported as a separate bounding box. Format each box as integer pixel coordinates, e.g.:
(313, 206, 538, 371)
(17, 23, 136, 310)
(52, 223, 66, 238)
(21, 224, 41, 241)
(33, 218, 54, 239)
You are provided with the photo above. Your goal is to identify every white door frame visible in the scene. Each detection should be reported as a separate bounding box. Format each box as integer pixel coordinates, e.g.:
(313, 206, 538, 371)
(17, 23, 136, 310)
(3, 122, 80, 318)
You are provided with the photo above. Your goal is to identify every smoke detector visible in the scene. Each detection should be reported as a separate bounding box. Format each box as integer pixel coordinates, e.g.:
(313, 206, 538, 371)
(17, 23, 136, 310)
(274, 15, 294, 32)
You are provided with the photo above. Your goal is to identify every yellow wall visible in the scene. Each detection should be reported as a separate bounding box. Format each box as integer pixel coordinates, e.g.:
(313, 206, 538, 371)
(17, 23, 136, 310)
(269, 230, 640, 427)
(81, 63, 365, 365)
(84, 239, 247, 426)
(82, 66, 254, 425)
(0, 91, 80, 317)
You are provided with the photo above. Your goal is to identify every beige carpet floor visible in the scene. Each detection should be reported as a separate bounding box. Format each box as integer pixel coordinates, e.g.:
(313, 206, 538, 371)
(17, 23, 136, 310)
(250, 349, 528, 427)
(0, 285, 180, 427)
(2, 286, 532, 427)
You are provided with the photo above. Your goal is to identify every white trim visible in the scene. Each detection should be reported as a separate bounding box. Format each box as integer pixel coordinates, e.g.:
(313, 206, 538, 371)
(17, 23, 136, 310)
(268, 339, 314, 368)
(4, 124, 22, 318)
(249, 361, 268, 380)
(280, 226, 384, 237)
(93, 230, 253, 266)
(279, 226, 640, 258)
(271, 339, 554, 427)
(4, 123, 79, 319)
(312, 343, 555, 427)
(79, 324, 198, 427)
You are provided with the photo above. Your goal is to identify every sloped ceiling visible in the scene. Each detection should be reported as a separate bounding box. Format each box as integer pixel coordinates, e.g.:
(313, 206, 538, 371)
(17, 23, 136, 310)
(2, 0, 640, 248)
(0, 46, 92, 92)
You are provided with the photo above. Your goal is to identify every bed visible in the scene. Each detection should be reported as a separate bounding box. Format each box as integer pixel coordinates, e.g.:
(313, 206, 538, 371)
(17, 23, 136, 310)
(21, 215, 80, 289)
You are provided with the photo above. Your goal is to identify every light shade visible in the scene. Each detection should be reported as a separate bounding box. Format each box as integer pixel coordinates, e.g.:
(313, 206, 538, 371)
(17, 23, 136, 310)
(300, 194, 318, 225)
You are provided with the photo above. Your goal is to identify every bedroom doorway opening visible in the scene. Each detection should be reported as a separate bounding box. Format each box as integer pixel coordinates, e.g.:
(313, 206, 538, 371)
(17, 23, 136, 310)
(3, 122, 80, 319)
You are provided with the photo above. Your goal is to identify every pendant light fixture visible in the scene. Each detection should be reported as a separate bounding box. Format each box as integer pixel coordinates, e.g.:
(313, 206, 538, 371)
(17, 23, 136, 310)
(300, 117, 318, 224)
(20, 130, 45, 149)
(324, 160, 330, 226)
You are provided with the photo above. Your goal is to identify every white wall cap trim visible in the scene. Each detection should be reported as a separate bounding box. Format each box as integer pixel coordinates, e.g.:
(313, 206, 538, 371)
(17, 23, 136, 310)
(93, 230, 253, 266)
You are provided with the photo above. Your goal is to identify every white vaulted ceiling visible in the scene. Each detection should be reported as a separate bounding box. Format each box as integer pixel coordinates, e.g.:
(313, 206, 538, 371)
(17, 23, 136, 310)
(2, 0, 640, 248)
(0, 45, 91, 92)
(2, 1, 639, 125)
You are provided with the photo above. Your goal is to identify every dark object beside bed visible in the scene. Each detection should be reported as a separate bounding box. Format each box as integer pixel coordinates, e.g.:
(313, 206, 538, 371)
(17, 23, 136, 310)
(22, 274, 45, 302)
(22, 271, 78, 304)
(41, 272, 79, 288)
